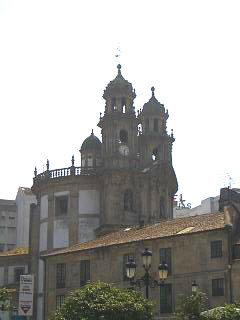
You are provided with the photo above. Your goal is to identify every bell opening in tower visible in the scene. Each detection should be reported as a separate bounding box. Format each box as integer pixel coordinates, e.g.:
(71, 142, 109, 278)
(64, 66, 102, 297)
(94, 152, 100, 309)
(152, 148, 158, 161)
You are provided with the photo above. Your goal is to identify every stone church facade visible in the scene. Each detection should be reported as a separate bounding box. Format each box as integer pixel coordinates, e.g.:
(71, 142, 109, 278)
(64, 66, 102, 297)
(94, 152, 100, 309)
(2, 66, 240, 320)
(29, 64, 178, 319)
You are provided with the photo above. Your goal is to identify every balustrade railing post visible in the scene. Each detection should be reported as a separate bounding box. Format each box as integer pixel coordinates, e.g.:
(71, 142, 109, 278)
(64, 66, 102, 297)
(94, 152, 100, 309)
(70, 155, 75, 176)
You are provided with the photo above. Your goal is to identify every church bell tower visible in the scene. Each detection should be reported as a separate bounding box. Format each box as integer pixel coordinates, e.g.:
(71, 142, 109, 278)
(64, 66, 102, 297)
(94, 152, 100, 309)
(96, 65, 178, 236)
(98, 64, 138, 169)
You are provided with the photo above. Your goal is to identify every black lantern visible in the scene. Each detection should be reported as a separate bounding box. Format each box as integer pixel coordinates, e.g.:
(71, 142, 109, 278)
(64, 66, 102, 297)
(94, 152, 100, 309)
(192, 280, 198, 293)
(158, 262, 168, 282)
(126, 258, 136, 279)
(126, 248, 168, 299)
(142, 248, 152, 270)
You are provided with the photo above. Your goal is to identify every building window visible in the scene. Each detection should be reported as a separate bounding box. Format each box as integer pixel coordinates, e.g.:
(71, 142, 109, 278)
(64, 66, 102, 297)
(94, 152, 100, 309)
(160, 248, 172, 275)
(121, 97, 126, 113)
(124, 189, 133, 211)
(7, 244, 15, 251)
(55, 196, 68, 216)
(212, 278, 224, 296)
(14, 267, 25, 283)
(80, 260, 90, 287)
(152, 148, 158, 161)
(154, 118, 159, 132)
(160, 284, 172, 314)
(56, 295, 65, 309)
(123, 253, 134, 281)
(119, 129, 128, 143)
(111, 97, 116, 111)
(233, 244, 240, 259)
(56, 263, 66, 288)
(0, 244, 4, 252)
(211, 240, 222, 258)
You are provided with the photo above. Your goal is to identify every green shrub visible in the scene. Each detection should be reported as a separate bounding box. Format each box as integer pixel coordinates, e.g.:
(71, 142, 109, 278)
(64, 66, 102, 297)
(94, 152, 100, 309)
(201, 303, 240, 320)
(175, 290, 208, 320)
(53, 281, 154, 320)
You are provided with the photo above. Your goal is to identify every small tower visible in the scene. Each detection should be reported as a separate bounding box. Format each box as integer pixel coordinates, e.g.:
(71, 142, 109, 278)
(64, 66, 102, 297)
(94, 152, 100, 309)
(138, 87, 174, 165)
(98, 64, 138, 169)
(80, 130, 102, 171)
(137, 87, 177, 221)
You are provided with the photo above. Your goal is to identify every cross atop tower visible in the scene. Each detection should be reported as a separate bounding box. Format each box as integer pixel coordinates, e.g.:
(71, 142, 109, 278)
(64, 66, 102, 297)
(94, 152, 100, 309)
(115, 46, 121, 64)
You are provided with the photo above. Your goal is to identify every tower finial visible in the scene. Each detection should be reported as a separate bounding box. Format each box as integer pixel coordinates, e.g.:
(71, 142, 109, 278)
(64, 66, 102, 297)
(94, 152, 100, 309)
(151, 86, 155, 97)
(91, 129, 94, 135)
(117, 64, 122, 75)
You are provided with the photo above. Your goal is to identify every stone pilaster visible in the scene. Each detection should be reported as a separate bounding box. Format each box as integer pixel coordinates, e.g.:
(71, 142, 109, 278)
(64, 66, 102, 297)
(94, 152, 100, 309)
(69, 189, 79, 246)
(47, 192, 54, 251)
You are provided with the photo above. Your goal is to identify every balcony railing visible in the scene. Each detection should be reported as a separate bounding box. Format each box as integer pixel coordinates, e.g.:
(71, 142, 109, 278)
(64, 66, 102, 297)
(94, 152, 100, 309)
(33, 165, 98, 184)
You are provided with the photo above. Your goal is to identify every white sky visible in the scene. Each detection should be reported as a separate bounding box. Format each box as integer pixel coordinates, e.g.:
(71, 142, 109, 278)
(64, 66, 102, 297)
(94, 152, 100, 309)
(0, 0, 239, 206)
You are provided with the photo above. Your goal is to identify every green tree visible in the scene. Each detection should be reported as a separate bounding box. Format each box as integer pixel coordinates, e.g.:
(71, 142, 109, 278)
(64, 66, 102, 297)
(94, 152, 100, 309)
(53, 281, 154, 320)
(175, 290, 208, 320)
(0, 287, 13, 311)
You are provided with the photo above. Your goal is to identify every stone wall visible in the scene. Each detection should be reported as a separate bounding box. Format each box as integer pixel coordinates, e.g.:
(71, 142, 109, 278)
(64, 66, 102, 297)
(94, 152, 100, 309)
(44, 229, 231, 319)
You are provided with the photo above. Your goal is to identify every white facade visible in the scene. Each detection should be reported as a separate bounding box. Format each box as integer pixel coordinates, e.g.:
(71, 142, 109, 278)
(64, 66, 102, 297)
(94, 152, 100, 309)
(173, 195, 220, 218)
(16, 187, 37, 247)
(0, 199, 17, 252)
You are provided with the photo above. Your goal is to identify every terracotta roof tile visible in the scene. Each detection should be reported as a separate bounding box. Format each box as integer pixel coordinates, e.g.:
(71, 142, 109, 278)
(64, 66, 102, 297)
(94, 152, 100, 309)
(0, 247, 29, 257)
(43, 212, 225, 258)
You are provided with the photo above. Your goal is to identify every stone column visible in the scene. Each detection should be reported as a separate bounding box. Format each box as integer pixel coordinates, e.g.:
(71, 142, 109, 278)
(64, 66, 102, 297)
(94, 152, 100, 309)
(47, 192, 54, 251)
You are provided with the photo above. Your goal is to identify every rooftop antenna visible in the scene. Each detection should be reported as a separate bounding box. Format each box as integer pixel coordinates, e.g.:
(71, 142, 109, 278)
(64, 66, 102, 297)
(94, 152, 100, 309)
(227, 173, 233, 188)
(115, 45, 121, 64)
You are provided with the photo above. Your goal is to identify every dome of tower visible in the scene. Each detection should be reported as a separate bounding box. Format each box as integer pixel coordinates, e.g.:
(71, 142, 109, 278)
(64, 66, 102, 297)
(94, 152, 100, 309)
(103, 64, 136, 99)
(80, 130, 102, 151)
(141, 87, 165, 114)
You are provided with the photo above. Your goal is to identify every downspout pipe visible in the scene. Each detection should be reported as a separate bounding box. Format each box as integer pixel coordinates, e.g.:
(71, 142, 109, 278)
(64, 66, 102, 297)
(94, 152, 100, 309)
(225, 224, 233, 303)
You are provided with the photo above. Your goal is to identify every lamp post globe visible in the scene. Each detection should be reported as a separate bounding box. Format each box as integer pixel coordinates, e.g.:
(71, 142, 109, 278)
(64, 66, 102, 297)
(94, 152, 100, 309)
(142, 248, 152, 270)
(126, 258, 137, 279)
(158, 262, 168, 282)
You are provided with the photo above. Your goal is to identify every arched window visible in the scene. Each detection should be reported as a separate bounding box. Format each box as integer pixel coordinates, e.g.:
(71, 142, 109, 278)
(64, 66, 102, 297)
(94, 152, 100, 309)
(88, 155, 93, 167)
(119, 129, 128, 143)
(154, 119, 159, 132)
(124, 189, 133, 211)
(111, 97, 116, 111)
(160, 196, 165, 218)
(81, 155, 86, 167)
(138, 124, 142, 136)
(152, 148, 158, 161)
(121, 97, 126, 113)
(145, 119, 149, 132)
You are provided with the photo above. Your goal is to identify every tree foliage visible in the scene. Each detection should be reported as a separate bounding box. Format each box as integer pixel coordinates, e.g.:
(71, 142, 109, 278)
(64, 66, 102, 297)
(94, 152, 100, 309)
(53, 281, 154, 320)
(175, 290, 208, 320)
(0, 287, 13, 311)
(201, 303, 240, 320)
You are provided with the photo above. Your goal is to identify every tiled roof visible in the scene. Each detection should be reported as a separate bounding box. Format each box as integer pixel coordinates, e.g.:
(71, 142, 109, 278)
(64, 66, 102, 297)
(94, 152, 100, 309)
(43, 212, 225, 258)
(0, 247, 29, 257)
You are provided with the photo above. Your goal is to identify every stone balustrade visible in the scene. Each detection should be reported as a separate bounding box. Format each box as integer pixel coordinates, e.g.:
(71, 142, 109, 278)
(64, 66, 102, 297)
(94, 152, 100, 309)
(33, 166, 98, 184)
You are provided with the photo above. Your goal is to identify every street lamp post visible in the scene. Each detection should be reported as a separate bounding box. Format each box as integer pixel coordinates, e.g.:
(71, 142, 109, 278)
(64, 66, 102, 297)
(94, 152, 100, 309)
(125, 248, 168, 299)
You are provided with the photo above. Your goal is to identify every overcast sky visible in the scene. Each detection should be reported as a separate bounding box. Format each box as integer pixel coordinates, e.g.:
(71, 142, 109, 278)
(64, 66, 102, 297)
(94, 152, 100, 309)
(0, 0, 239, 206)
